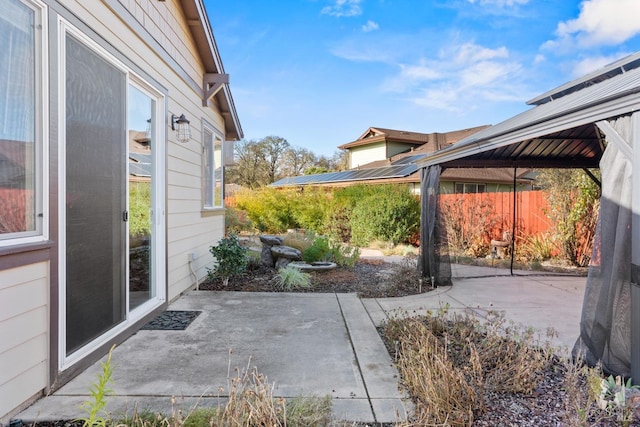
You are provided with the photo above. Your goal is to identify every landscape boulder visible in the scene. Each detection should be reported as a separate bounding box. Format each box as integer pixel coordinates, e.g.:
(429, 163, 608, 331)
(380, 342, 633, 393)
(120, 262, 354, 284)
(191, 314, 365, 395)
(271, 245, 303, 269)
(259, 235, 284, 267)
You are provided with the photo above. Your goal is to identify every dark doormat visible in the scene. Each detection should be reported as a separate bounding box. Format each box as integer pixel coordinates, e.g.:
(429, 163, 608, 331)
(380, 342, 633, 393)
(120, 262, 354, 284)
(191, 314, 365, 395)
(141, 310, 202, 330)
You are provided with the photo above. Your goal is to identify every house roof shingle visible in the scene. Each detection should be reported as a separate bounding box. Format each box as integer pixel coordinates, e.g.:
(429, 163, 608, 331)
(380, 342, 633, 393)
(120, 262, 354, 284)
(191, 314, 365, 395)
(338, 125, 489, 151)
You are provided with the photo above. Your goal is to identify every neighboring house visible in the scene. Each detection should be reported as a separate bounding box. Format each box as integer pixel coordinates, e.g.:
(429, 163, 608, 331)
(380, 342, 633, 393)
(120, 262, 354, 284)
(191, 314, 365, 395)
(339, 126, 489, 169)
(0, 0, 241, 421)
(271, 126, 534, 193)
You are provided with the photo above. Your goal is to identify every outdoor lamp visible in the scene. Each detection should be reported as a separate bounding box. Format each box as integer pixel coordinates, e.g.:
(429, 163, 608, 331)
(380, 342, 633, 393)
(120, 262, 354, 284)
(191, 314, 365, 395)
(171, 114, 190, 143)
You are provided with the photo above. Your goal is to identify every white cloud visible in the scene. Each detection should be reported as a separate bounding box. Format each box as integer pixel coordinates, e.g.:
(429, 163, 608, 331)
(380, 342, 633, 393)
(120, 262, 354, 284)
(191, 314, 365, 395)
(533, 54, 545, 64)
(413, 86, 460, 111)
(549, 0, 640, 48)
(321, 0, 363, 17)
(362, 20, 379, 32)
(401, 63, 441, 80)
(384, 42, 526, 112)
(459, 60, 519, 87)
(453, 43, 508, 64)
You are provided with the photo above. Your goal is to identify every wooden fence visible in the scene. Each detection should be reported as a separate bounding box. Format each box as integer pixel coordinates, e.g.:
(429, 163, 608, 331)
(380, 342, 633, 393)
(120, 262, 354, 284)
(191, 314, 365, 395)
(0, 188, 30, 233)
(439, 190, 551, 246)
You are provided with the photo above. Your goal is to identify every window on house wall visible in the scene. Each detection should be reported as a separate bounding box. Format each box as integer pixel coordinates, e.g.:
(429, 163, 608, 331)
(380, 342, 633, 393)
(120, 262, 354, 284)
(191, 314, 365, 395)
(203, 125, 223, 209)
(0, 0, 45, 243)
(454, 183, 486, 194)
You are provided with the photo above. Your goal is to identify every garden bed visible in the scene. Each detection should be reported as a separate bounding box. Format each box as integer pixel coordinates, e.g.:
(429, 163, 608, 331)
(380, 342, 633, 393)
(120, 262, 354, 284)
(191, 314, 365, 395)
(198, 258, 427, 298)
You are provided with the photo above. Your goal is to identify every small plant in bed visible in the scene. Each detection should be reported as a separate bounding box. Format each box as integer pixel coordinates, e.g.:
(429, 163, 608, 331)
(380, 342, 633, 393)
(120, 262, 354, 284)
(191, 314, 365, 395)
(207, 234, 248, 286)
(273, 265, 313, 291)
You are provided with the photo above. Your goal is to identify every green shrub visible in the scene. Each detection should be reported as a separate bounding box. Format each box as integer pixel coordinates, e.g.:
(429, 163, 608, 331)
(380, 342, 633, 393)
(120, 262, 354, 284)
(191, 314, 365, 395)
(290, 188, 329, 232)
(333, 242, 360, 268)
(129, 182, 151, 238)
(302, 234, 360, 267)
(234, 184, 420, 247)
(350, 185, 420, 246)
(207, 235, 248, 286)
(303, 235, 332, 263)
(322, 203, 352, 242)
(234, 187, 297, 233)
(273, 265, 312, 291)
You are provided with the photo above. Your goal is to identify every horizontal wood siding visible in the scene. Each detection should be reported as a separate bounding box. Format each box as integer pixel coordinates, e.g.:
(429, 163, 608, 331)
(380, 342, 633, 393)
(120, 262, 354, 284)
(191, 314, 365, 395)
(0, 262, 49, 419)
(61, 1, 230, 300)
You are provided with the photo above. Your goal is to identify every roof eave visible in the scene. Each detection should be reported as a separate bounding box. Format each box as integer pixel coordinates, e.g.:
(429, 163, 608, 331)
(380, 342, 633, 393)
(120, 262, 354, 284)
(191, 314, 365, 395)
(181, 0, 243, 140)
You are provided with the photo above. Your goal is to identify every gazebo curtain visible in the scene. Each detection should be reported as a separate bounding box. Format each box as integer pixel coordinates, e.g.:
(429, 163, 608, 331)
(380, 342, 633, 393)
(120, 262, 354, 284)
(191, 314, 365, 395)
(419, 165, 452, 287)
(573, 115, 633, 377)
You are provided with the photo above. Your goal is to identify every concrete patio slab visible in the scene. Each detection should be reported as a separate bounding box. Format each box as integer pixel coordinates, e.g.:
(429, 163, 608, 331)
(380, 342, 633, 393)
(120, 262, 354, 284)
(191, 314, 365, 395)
(15, 266, 587, 425)
(16, 292, 406, 425)
(370, 273, 586, 352)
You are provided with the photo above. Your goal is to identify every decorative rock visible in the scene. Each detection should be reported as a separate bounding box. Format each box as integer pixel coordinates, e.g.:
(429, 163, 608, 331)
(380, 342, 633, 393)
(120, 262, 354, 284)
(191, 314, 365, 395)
(259, 235, 284, 267)
(271, 245, 303, 260)
(275, 257, 293, 269)
(259, 235, 284, 246)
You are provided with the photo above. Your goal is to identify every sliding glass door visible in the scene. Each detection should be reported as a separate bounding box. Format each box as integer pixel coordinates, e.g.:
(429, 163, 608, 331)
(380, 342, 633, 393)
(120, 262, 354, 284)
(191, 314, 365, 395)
(128, 84, 156, 310)
(65, 34, 127, 354)
(62, 26, 165, 361)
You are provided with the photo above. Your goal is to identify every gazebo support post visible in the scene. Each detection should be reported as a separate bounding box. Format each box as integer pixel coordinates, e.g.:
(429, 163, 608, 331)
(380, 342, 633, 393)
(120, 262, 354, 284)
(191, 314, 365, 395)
(631, 113, 640, 384)
(511, 167, 516, 275)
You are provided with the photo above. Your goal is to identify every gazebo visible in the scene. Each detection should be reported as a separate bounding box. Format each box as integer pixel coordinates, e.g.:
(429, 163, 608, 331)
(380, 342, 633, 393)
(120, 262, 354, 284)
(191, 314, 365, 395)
(417, 51, 640, 380)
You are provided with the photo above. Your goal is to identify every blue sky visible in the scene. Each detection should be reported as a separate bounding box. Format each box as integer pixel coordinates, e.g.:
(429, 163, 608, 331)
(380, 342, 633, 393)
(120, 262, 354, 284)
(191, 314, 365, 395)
(207, 0, 640, 157)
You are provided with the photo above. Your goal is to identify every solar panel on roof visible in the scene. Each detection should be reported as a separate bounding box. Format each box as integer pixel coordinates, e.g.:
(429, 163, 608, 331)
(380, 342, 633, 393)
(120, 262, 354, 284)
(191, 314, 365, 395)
(391, 154, 428, 165)
(270, 163, 418, 187)
(129, 162, 151, 177)
(130, 153, 152, 163)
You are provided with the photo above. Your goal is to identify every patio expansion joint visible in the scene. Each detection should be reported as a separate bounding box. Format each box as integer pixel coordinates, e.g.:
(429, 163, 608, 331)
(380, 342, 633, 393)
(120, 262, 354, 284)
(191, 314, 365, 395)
(334, 293, 377, 423)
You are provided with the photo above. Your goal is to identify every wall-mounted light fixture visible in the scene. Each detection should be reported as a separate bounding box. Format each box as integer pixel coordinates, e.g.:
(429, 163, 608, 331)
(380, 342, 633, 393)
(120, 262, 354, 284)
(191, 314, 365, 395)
(171, 114, 190, 143)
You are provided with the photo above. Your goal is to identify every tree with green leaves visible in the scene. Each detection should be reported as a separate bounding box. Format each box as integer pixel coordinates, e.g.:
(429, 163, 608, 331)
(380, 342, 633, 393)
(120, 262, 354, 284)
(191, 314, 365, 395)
(536, 169, 600, 267)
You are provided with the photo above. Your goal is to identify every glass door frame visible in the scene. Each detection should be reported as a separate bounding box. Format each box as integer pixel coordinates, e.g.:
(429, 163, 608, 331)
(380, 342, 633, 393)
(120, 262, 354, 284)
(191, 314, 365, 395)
(57, 19, 166, 370)
(126, 78, 167, 317)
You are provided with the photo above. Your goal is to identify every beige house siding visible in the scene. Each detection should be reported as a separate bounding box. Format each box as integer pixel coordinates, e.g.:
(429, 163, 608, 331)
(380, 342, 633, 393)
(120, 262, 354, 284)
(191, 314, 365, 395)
(0, 262, 49, 419)
(1, 0, 237, 420)
(63, 0, 228, 301)
(350, 142, 386, 168)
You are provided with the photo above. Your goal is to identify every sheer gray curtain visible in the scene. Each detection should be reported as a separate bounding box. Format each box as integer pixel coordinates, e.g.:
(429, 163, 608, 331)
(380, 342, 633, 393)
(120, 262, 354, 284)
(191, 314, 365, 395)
(419, 165, 452, 287)
(573, 115, 633, 376)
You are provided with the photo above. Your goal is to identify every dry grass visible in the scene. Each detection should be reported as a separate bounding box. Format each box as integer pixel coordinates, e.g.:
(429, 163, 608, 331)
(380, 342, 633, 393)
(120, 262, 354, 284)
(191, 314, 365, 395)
(115, 355, 332, 427)
(561, 356, 605, 427)
(383, 308, 554, 426)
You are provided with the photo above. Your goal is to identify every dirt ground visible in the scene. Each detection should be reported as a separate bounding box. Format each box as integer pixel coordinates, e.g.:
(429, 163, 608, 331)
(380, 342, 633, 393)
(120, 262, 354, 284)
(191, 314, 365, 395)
(198, 257, 428, 298)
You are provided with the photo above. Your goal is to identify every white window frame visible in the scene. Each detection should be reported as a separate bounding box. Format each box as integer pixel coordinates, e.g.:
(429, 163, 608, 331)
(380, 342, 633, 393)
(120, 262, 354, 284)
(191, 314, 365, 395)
(455, 182, 486, 194)
(0, 0, 48, 246)
(202, 122, 224, 210)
